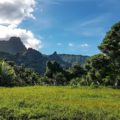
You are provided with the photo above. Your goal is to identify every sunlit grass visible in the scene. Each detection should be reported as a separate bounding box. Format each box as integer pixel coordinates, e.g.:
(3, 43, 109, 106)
(0, 86, 120, 119)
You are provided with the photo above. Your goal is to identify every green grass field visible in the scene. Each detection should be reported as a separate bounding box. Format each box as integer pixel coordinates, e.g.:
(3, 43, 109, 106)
(0, 86, 120, 120)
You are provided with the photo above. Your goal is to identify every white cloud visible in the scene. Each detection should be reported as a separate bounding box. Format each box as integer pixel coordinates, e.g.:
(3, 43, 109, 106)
(80, 43, 89, 48)
(68, 42, 90, 51)
(0, 25, 43, 49)
(0, 0, 42, 50)
(0, 0, 35, 26)
(68, 43, 74, 47)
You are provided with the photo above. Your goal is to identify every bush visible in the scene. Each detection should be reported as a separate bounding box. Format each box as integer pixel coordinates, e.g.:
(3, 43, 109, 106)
(0, 61, 16, 87)
(69, 77, 88, 86)
(39, 76, 53, 85)
(53, 72, 67, 85)
(0, 60, 42, 87)
(90, 82, 99, 88)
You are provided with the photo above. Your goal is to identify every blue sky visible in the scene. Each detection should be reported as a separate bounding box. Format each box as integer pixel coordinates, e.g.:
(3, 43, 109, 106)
(0, 0, 120, 56)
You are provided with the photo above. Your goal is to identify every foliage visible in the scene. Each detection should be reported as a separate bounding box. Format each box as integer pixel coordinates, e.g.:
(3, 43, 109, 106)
(0, 60, 41, 87)
(99, 22, 120, 57)
(99, 21, 120, 87)
(69, 64, 86, 79)
(45, 61, 64, 78)
(13, 65, 41, 86)
(39, 76, 53, 85)
(53, 72, 67, 85)
(69, 77, 88, 86)
(44, 61, 86, 86)
(0, 60, 16, 86)
(85, 54, 114, 86)
(45, 61, 69, 85)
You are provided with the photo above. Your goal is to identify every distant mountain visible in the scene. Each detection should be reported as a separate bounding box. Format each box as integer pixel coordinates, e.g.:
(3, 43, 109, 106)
(48, 52, 71, 68)
(14, 48, 48, 74)
(0, 37, 89, 74)
(0, 37, 26, 55)
(59, 54, 89, 66)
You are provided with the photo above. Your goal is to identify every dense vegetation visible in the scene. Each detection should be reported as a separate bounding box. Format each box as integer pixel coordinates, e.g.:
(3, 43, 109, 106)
(0, 60, 41, 87)
(0, 21, 120, 88)
(0, 86, 119, 120)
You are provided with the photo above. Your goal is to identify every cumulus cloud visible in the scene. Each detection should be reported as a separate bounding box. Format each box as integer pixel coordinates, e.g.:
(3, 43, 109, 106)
(0, 25, 42, 49)
(0, 0, 35, 25)
(0, 0, 42, 50)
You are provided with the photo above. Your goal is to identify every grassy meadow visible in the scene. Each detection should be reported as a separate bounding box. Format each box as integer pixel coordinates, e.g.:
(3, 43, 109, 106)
(0, 86, 120, 120)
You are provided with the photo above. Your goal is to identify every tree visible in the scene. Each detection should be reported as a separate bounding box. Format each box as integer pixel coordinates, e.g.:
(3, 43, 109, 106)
(0, 60, 16, 86)
(53, 72, 67, 85)
(69, 64, 85, 79)
(44, 61, 70, 85)
(85, 54, 112, 85)
(0, 59, 42, 87)
(45, 61, 64, 78)
(99, 21, 120, 87)
(13, 65, 41, 86)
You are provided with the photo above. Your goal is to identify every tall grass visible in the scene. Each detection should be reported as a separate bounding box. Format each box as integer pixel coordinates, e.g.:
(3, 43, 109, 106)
(0, 86, 120, 120)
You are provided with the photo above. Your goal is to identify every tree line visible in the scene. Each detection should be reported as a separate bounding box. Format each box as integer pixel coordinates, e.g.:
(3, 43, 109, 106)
(0, 21, 120, 88)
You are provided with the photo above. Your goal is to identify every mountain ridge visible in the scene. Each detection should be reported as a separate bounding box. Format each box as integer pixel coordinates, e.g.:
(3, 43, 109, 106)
(0, 37, 89, 74)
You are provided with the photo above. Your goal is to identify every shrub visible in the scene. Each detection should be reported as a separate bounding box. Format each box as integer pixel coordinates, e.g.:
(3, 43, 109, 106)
(69, 77, 88, 86)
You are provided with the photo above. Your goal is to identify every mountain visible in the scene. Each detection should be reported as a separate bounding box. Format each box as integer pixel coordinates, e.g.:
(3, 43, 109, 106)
(48, 52, 71, 68)
(0, 37, 89, 74)
(14, 48, 48, 74)
(0, 37, 26, 55)
(59, 54, 89, 66)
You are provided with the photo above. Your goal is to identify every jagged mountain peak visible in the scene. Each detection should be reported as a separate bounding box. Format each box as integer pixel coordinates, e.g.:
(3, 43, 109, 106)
(9, 37, 21, 42)
(52, 51, 57, 55)
(0, 37, 27, 55)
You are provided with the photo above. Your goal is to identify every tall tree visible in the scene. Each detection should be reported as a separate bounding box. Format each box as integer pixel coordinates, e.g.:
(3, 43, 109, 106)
(45, 61, 64, 78)
(69, 64, 85, 79)
(85, 54, 112, 85)
(99, 22, 120, 87)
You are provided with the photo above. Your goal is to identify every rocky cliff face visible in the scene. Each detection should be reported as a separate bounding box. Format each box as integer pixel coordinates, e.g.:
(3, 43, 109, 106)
(0, 37, 27, 55)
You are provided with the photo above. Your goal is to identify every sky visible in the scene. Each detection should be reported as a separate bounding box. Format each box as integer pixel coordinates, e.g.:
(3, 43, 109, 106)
(0, 0, 120, 56)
